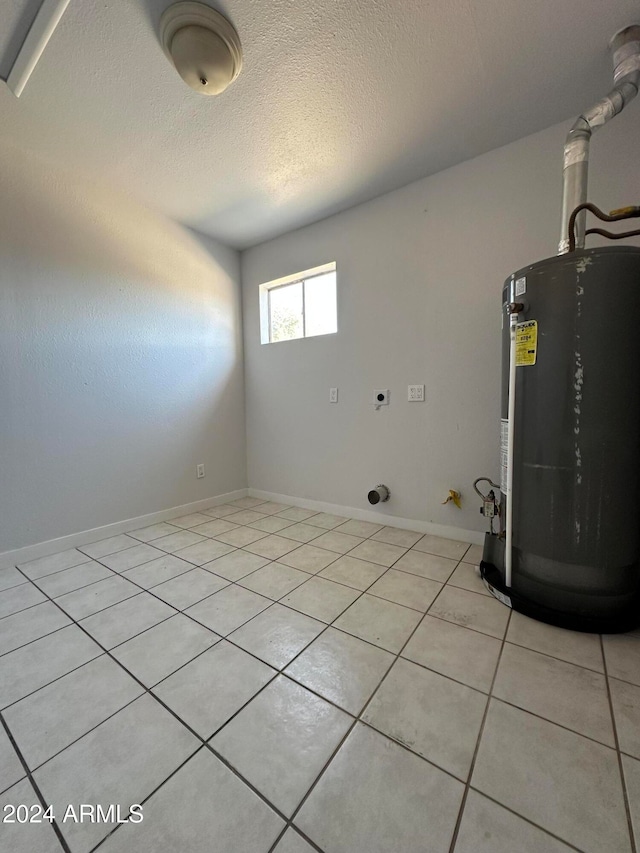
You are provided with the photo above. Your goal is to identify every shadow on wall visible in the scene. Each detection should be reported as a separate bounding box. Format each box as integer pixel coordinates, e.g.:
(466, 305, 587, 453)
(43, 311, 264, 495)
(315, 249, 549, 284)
(0, 141, 245, 552)
(1, 144, 235, 303)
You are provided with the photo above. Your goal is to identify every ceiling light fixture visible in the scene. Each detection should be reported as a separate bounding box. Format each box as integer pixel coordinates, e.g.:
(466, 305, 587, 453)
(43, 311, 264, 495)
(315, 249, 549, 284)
(159, 2, 242, 96)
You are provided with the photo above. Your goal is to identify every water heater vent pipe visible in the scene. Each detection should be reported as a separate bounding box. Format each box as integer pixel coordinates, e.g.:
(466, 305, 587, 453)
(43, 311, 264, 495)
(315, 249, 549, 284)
(558, 25, 640, 254)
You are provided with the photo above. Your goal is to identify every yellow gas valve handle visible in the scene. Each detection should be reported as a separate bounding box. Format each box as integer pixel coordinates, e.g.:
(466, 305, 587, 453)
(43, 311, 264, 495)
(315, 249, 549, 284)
(442, 490, 461, 509)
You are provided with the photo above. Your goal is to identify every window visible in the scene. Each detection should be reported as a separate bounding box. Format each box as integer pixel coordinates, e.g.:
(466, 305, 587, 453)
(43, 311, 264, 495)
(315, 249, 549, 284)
(259, 262, 337, 344)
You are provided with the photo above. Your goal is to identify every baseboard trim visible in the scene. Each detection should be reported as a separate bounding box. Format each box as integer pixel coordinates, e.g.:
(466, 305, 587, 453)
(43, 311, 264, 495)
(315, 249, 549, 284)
(0, 488, 248, 570)
(2, 486, 484, 570)
(247, 489, 485, 546)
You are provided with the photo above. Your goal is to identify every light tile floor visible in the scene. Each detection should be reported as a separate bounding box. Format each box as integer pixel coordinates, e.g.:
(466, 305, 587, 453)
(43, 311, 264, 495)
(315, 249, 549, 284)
(0, 498, 638, 852)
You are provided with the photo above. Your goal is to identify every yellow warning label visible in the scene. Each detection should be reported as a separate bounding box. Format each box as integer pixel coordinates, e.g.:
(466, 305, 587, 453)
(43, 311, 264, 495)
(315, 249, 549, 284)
(516, 320, 537, 366)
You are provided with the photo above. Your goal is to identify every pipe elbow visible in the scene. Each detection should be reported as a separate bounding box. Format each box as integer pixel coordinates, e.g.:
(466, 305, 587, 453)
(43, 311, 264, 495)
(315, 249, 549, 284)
(563, 128, 589, 172)
(569, 116, 590, 135)
(567, 117, 591, 141)
(592, 80, 638, 126)
(581, 93, 621, 132)
(618, 75, 640, 105)
(559, 25, 640, 255)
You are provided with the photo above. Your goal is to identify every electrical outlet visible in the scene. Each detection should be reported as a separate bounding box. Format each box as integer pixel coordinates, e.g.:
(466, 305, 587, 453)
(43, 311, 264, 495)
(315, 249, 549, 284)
(196, 463, 205, 479)
(373, 389, 389, 406)
(408, 384, 425, 402)
(329, 387, 338, 403)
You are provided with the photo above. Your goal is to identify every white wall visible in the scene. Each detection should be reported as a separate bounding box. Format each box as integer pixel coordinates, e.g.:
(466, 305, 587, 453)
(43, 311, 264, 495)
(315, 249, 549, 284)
(0, 144, 246, 552)
(242, 110, 640, 535)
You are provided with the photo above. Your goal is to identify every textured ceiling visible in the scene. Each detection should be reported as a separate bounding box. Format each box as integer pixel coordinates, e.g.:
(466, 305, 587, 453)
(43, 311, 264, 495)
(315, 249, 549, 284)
(1, 0, 639, 248)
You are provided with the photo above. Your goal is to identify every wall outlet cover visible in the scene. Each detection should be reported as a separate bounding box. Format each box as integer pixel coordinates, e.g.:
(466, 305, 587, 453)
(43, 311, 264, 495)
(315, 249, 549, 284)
(408, 384, 425, 402)
(329, 387, 338, 403)
(196, 464, 205, 478)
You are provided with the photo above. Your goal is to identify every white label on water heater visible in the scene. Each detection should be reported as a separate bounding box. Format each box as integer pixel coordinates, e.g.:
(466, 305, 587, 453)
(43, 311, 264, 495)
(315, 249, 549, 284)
(500, 418, 509, 495)
(485, 582, 513, 608)
(515, 276, 526, 297)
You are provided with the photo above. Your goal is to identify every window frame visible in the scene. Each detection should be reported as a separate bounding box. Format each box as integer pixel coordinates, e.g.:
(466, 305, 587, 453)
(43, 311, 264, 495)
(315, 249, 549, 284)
(259, 262, 337, 345)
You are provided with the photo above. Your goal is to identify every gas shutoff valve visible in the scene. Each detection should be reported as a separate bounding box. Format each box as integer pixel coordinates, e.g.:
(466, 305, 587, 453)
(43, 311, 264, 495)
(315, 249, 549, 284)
(474, 477, 501, 534)
(482, 497, 496, 519)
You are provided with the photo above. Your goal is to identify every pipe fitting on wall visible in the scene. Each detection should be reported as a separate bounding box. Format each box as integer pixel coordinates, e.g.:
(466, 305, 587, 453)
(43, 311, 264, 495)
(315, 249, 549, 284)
(368, 485, 390, 505)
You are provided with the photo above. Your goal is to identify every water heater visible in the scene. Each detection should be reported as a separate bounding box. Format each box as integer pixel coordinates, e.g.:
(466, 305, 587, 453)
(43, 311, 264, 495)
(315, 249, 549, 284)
(481, 248, 640, 631)
(479, 26, 640, 632)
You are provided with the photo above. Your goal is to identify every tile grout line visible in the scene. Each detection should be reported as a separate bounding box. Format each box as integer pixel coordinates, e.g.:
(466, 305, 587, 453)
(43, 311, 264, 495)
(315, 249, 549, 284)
(0, 711, 72, 853)
(0, 618, 76, 661)
(89, 509, 460, 579)
(235, 563, 328, 602)
(14, 557, 94, 584)
(425, 608, 622, 676)
(264, 530, 458, 850)
(0, 588, 226, 713)
(464, 786, 585, 853)
(4, 505, 477, 848)
(0, 572, 45, 593)
(49, 540, 511, 622)
(603, 671, 640, 691)
(12, 522, 626, 744)
(12, 506, 444, 651)
(0, 637, 106, 714)
(391, 643, 628, 750)
(0, 593, 58, 623)
(273, 548, 472, 849)
(8, 687, 150, 776)
(469, 693, 621, 751)
(497, 633, 608, 675)
(600, 634, 638, 853)
(446, 606, 513, 853)
(28, 568, 130, 600)
(444, 613, 628, 853)
(42, 587, 143, 623)
(15, 567, 295, 748)
(89, 688, 325, 853)
(17, 558, 306, 702)
(7, 508, 639, 851)
(266, 819, 324, 853)
(14, 500, 451, 575)
(4, 517, 475, 737)
(13, 505, 622, 850)
(72, 514, 454, 683)
(11, 508, 462, 627)
(26, 543, 439, 657)
(88, 744, 208, 852)
(10, 513, 408, 842)
(10, 551, 629, 851)
(10, 567, 300, 850)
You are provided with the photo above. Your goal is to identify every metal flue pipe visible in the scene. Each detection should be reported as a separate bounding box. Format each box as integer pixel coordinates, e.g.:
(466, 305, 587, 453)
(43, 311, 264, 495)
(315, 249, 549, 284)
(558, 25, 640, 254)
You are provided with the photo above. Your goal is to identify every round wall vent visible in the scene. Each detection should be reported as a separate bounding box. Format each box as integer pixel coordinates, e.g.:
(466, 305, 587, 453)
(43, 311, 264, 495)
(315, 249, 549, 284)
(160, 2, 242, 95)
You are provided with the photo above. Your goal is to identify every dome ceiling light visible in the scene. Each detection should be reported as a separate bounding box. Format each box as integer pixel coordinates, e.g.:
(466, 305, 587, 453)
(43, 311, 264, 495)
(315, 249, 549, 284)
(159, 1, 242, 95)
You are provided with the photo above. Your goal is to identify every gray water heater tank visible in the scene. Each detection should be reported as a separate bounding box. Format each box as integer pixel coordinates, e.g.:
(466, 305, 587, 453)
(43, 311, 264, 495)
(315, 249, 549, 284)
(483, 246, 640, 632)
